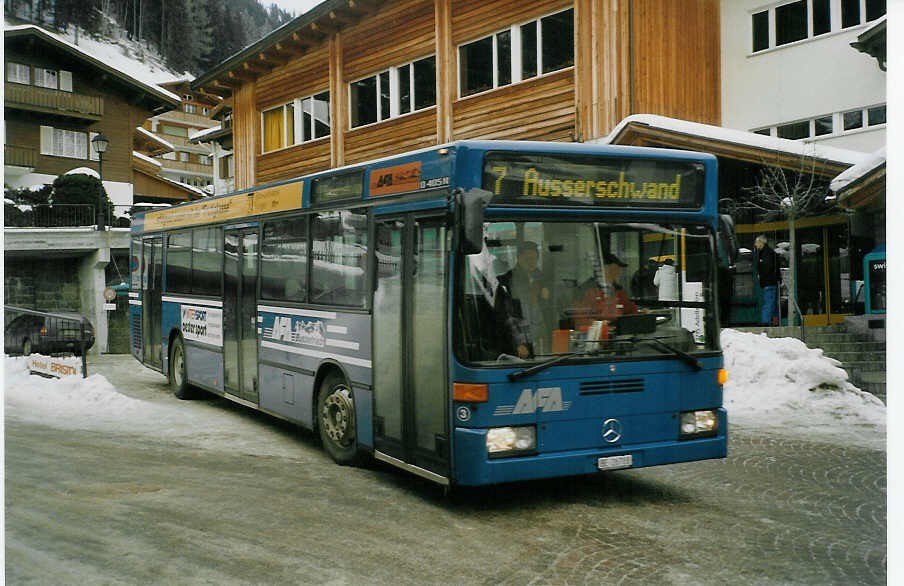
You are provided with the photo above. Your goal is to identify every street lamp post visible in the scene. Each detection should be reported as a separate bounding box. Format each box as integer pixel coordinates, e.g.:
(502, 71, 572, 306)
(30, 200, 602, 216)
(91, 132, 109, 231)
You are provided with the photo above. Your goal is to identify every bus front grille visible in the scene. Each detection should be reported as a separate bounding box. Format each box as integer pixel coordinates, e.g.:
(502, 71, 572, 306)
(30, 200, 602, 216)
(579, 378, 644, 395)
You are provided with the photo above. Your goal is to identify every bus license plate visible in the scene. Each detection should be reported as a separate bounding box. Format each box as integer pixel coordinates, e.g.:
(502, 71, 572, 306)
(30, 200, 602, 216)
(597, 454, 633, 471)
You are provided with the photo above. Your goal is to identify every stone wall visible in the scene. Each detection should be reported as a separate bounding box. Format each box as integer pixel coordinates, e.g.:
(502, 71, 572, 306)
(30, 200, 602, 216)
(4, 257, 81, 314)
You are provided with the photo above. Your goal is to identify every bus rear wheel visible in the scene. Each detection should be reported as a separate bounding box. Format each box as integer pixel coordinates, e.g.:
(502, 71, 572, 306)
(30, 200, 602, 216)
(169, 336, 195, 400)
(317, 374, 359, 465)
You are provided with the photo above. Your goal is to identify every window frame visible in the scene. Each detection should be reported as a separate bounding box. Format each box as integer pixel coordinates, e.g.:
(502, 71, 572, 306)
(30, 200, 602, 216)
(6, 62, 31, 85)
(348, 56, 437, 130)
(261, 90, 331, 153)
(752, 0, 887, 53)
(457, 7, 574, 99)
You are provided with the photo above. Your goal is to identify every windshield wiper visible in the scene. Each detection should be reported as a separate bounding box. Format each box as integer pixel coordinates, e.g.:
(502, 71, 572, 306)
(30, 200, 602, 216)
(508, 349, 602, 382)
(633, 337, 703, 371)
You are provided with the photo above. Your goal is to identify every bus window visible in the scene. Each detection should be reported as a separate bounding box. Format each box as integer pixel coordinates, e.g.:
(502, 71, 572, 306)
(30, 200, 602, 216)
(311, 210, 367, 306)
(191, 227, 222, 296)
(261, 216, 308, 303)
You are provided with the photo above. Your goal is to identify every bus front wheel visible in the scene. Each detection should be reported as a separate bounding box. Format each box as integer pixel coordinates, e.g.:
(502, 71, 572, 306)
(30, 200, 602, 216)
(317, 374, 359, 465)
(169, 336, 195, 400)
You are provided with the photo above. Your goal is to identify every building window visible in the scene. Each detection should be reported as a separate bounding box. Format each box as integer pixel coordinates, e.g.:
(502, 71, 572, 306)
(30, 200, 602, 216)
(179, 152, 191, 163)
(300, 91, 331, 141)
(261, 91, 329, 152)
(184, 103, 197, 114)
(34, 68, 58, 89)
(777, 120, 809, 139)
(39, 126, 88, 159)
(843, 109, 863, 131)
(7, 62, 30, 84)
(752, 0, 883, 52)
(219, 154, 235, 179)
(199, 155, 211, 166)
(867, 105, 886, 126)
(349, 57, 435, 128)
(814, 115, 833, 136)
(262, 102, 294, 152)
(459, 8, 574, 97)
(842, 0, 886, 28)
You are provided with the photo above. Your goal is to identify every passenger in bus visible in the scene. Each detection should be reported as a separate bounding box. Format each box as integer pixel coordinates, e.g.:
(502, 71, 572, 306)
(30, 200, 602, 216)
(494, 241, 553, 359)
(574, 252, 638, 330)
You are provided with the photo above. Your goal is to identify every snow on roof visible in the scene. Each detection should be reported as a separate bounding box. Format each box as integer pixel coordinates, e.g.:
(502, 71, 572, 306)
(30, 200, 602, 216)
(135, 126, 175, 151)
(5, 23, 181, 103)
(600, 114, 871, 167)
(189, 125, 222, 141)
(132, 150, 162, 167)
(829, 147, 886, 193)
(64, 166, 100, 178)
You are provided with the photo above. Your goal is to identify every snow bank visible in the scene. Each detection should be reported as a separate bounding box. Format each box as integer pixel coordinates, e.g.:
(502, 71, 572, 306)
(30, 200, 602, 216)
(722, 329, 885, 445)
(5, 329, 886, 451)
(4, 356, 148, 424)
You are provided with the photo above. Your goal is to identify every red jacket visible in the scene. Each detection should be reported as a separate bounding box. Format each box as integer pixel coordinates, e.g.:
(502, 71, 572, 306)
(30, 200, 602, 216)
(574, 285, 637, 329)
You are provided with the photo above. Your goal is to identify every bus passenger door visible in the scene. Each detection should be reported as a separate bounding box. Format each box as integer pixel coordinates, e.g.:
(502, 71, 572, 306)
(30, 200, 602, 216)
(141, 235, 163, 369)
(224, 227, 259, 403)
(373, 216, 450, 480)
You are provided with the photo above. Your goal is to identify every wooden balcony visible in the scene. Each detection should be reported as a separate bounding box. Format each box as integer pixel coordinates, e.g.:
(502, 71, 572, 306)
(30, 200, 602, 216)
(160, 158, 214, 176)
(4, 144, 37, 168)
(5, 83, 104, 120)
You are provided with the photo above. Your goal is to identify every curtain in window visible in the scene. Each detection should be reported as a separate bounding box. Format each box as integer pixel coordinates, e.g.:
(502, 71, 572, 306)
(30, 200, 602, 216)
(263, 107, 284, 152)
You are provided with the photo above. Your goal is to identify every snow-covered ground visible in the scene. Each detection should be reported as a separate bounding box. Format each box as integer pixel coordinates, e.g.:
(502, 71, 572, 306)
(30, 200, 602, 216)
(4, 329, 886, 451)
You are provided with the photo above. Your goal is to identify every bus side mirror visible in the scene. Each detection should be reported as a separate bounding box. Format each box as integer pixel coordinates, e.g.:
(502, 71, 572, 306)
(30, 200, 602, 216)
(458, 188, 493, 255)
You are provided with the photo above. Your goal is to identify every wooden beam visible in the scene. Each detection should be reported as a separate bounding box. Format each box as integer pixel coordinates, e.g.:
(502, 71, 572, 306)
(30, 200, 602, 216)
(435, 0, 452, 142)
(329, 33, 345, 167)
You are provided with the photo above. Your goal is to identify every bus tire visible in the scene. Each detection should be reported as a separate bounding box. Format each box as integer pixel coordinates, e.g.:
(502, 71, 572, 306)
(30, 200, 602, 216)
(317, 374, 359, 465)
(169, 335, 195, 400)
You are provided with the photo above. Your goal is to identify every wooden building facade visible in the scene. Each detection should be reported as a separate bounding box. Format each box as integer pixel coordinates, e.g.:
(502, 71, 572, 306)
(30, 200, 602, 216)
(193, 0, 720, 190)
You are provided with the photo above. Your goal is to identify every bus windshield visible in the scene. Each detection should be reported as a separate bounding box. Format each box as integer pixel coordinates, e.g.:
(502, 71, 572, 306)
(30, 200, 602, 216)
(456, 220, 718, 365)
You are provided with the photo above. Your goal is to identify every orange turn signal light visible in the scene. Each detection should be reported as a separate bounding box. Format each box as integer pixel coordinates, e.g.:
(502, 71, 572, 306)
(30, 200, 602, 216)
(453, 382, 488, 403)
(717, 368, 728, 386)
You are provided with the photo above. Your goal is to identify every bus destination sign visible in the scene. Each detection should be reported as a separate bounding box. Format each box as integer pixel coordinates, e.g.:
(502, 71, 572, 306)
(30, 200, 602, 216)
(482, 153, 705, 209)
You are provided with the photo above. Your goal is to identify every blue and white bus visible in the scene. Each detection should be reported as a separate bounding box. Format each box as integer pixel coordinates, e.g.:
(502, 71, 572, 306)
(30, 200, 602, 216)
(130, 140, 727, 487)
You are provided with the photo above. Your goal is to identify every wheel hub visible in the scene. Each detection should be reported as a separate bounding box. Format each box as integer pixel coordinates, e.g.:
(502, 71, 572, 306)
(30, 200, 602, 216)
(322, 387, 354, 445)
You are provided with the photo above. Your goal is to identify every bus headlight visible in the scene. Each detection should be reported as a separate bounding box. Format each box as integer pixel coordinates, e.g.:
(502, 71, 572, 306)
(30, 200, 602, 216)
(486, 426, 536, 457)
(679, 410, 718, 439)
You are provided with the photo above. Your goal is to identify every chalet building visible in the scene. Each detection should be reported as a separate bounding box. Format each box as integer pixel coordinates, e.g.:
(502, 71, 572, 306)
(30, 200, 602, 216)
(146, 79, 221, 191)
(191, 0, 721, 190)
(188, 105, 235, 195)
(4, 24, 183, 354)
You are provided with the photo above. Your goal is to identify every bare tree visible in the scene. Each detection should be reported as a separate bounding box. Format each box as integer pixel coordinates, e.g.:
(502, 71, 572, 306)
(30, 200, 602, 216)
(740, 154, 833, 326)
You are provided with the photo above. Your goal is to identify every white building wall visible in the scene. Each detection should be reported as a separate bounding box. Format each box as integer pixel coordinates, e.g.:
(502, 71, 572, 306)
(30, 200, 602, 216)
(721, 0, 886, 153)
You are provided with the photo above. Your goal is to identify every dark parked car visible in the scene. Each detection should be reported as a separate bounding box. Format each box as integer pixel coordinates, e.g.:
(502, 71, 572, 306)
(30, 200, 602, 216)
(4, 312, 95, 356)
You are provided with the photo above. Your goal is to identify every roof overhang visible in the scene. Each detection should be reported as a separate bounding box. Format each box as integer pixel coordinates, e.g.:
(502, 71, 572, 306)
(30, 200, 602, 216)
(600, 114, 866, 177)
(829, 149, 886, 210)
(5, 25, 180, 113)
(850, 16, 886, 71)
(191, 0, 381, 96)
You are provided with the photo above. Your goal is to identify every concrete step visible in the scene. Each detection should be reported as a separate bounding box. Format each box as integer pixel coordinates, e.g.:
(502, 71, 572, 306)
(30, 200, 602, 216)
(859, 381, 886, 401)
(855, 371, 887, 385)
(811, 341, 885, 353)
(819, 351, 886, 365)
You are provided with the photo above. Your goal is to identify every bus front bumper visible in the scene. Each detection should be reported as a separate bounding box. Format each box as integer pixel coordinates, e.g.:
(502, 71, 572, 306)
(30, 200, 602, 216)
(452, 428, 728, 487)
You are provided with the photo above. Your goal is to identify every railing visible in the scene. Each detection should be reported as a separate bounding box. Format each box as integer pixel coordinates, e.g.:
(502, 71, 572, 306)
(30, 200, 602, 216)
(3, 204, 133, 228)
(5, 82, 104, 118)
(159, 159, 214, 175)
(5, 144, 37, 167)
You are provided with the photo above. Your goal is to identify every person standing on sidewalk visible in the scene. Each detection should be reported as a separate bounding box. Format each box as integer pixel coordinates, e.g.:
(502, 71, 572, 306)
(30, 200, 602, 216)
(754, 235, 779, 326)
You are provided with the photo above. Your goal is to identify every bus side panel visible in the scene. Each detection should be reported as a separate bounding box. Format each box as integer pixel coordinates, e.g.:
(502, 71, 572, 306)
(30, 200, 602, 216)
(257, 309, 373, 443)
(185, 344, 225, 393)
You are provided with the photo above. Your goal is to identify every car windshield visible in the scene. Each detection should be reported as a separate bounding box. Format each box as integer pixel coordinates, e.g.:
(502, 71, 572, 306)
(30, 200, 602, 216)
(455, 220, 719, 366)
